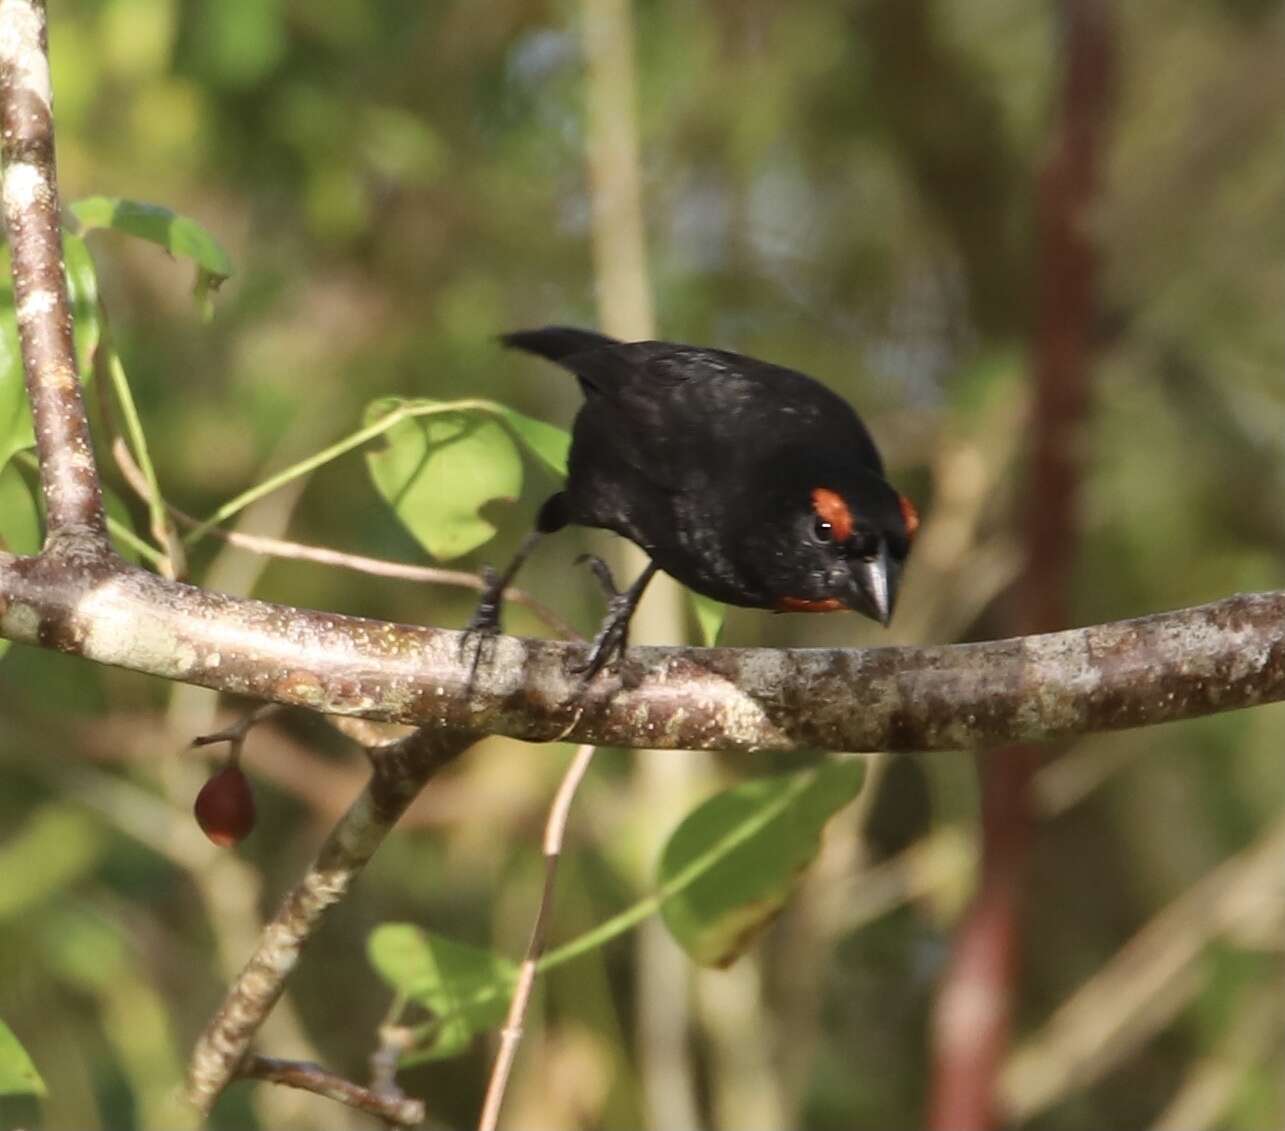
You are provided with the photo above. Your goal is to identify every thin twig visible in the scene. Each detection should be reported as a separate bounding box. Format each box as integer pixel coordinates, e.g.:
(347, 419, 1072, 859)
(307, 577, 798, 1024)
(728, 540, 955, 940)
(369, 1001, 414, 1099)
(999, 814, 1285, 1122)
(1149, 989, 1281, 1131)
(111, 434, 581, 642)
(478, 742, 598, 1131)
(239, 1054, 425, 1128)
(0, 0, 107, 538)
(192, 703, 284, 750)
(186, 726, 477, 1116)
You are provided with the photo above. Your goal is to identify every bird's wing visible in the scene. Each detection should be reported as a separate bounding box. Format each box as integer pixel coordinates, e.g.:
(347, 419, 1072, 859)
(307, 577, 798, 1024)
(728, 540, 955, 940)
(566, 342, 884, 486)
(560, 343, 742, 490)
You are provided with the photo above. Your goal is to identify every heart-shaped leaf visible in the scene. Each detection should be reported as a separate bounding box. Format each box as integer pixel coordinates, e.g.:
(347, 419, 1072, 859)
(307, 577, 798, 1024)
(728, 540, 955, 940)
(365, 399, 523, 561)
(491, 405, 570, 478)
(368, 923, 516, 1063)
(659, 760, 866, 966)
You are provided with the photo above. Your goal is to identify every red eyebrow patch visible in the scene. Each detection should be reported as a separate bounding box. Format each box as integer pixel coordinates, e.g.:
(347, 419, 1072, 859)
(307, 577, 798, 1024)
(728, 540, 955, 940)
(811, 487, 854, 542)
(898, 494, 920, 540)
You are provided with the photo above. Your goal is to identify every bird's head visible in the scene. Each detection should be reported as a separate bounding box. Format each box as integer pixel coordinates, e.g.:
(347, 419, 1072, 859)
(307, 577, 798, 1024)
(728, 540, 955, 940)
(746, 462, 917, 626)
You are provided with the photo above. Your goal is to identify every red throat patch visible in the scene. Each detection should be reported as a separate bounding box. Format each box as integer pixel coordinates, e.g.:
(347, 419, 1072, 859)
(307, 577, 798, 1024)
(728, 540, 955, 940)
(811, 487, 854, 542)
(898, 494, 920, 540)
(776, 595, 846, 613)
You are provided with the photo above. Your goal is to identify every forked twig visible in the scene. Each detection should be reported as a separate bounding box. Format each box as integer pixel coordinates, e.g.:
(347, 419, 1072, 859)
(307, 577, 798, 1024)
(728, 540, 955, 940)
(239, 1054, 425, 1128)
(186, 726, 477, 1116)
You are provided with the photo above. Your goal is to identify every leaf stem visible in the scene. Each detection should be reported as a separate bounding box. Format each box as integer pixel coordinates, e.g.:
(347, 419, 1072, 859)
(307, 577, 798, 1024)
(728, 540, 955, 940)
(104, 342, 182, 574)
(183, 398, 506, 547)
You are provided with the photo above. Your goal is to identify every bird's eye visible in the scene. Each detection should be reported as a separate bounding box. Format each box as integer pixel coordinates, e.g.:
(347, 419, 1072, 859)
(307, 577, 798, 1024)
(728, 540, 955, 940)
(812, 516, 834, 543)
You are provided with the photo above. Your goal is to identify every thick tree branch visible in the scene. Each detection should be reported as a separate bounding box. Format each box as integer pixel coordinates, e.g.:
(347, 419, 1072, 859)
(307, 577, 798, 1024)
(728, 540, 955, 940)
(1, 549, 1283, 753)
(1, 0, 1279, 759)
(0, 0, 106, 539)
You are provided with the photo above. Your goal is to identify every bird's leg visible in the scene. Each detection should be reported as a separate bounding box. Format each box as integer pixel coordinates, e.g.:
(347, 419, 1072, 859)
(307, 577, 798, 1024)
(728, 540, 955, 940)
(575, 560, 659, 678)
(467, 531, 542, 633)
(460, 531, 542, 676)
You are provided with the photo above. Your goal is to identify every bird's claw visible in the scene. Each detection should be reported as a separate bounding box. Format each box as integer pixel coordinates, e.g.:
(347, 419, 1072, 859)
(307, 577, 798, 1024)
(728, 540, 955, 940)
(574, 553, 621, 599)
(465, 565, 504, 634)
(572, 588, 634, 679)
(459, 565, 505, 683)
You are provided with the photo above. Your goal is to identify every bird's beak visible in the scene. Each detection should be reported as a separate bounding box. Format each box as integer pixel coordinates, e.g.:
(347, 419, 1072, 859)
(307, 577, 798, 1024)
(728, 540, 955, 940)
(849, 542, 896, 627)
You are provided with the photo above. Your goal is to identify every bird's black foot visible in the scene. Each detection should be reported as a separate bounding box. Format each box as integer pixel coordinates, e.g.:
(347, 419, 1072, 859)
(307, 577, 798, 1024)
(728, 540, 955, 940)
(456, 532, 544, 682)
(465, 564, 506, 635)
(571, 559, 659, 679)
(575, 596, 634, 679)
(574, 553, 621, 601)
(458, 565, 507, 681)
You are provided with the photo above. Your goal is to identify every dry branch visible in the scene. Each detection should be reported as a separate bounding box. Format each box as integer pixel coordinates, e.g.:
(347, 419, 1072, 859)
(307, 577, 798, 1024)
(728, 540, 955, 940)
(186, 725, 475, 1115)
(2, 550, 1284, 753)
(238, 1054, 425, 1128)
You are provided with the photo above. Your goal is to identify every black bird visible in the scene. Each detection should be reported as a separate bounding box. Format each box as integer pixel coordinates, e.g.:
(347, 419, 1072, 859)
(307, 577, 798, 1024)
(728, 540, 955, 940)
(471, 326, 918, 675)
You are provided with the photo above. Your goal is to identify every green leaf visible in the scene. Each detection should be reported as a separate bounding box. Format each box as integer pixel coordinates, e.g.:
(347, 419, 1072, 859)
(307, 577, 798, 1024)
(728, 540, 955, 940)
(491, 405, 570, 478)
(0, 806, 106, 921)
(0, 234, 101, 474)
(69, 196, 232, 317)
(0, 256, 24, 473)
(104, 487, 141, 565)
(690, 592, 727, 647)
(0, 463, 41, 557)
(0, 1019, 45, 1097)
(0, 463, 139, 579)
(63, 231, 101, 381)
(365, 400, 523, 560)
(368, 923, 515, 1062)
(659, 760, 866, 967)
(0, 462, 36, 661)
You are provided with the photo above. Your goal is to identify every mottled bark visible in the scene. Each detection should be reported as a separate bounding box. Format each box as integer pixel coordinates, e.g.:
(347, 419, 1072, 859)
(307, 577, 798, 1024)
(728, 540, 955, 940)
(1, 549, 1282, 753)
(0, 0, 106, 538)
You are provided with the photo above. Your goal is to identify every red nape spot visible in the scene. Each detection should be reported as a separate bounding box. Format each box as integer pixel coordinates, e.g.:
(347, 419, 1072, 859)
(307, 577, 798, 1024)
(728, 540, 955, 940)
(899, 494, 920, 540)
(811, 487, 854, 542)
(776, 595, 846, 613)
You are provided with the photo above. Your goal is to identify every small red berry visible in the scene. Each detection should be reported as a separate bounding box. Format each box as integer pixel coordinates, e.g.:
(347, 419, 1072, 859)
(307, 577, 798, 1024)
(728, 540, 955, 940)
(194, 765, 256, 846)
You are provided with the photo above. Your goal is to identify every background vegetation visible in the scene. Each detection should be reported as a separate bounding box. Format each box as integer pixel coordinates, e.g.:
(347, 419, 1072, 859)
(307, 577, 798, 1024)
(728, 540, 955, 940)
(0, 0, 1282, 1127)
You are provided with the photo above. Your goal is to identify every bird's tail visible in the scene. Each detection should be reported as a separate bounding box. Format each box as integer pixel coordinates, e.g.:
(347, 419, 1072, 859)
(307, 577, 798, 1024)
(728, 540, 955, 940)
(499, 325, 620, 363)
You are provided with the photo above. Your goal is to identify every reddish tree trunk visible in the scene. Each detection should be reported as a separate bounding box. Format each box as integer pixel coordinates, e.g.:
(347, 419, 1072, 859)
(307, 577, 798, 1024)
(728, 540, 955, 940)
(928, 4, 1115, 1128)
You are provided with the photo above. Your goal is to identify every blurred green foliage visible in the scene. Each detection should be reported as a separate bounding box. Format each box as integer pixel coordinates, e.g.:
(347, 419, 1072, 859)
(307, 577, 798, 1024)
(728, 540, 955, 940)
(0, 1, 1282, 1128)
